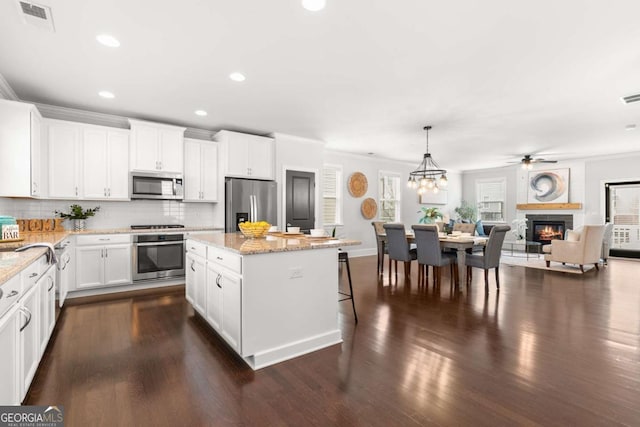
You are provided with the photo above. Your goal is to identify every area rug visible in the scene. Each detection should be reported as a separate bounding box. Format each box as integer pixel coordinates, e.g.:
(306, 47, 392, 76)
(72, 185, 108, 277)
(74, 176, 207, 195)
(500, 254, 596, 274)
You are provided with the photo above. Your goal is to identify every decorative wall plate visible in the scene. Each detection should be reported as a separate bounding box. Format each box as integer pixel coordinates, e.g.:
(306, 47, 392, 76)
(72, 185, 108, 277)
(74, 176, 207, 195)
(361, 198, 378, 219)
(348, 172, 368, 197)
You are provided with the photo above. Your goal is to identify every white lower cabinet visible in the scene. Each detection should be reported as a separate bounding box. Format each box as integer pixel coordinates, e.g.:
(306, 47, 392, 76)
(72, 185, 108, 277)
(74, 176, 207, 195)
(38, 265, 56, 355)
(19, 281, 40, 401)
(0, 304, 20, 405)
(75, 235, 132, 290)
(186, 252, 206, 315)
(205, 263, 223, 331)
(219, 271, 242, 354)
(187, 240, 242, 354)
(0, 256, 60, 404)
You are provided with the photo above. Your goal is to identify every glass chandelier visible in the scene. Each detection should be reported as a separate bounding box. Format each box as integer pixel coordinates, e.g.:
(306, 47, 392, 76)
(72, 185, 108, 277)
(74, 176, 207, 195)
(407, 126, 448, 194)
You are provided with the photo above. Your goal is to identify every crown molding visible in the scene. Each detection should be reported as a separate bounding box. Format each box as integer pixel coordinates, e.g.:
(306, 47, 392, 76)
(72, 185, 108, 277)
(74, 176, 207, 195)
(0, 74, 18, 101)
(34, 102, 216, 139)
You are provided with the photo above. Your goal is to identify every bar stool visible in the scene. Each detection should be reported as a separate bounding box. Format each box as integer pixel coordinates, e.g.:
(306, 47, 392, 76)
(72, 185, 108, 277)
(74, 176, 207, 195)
(338, 250, 358, 323)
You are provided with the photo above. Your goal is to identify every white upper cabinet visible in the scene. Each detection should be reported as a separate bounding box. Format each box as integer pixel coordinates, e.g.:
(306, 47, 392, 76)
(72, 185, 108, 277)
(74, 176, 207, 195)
(184, 138, 219, 202)
(82, 127, 129, 200)
(47, 120, 81, 199)
(129, 119, 185, 173)
(0, 100, 44, 198)
(47, 120, 130, 200)
(216, 130, 274, 180)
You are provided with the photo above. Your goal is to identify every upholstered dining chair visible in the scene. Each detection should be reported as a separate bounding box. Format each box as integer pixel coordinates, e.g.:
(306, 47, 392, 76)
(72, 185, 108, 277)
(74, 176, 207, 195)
(382, 223, 417, 280)
(411, 225, 457, 287)
(371, 221, 388, 275)
(452, 223, 477, 234)
(465, 225, 510, 290)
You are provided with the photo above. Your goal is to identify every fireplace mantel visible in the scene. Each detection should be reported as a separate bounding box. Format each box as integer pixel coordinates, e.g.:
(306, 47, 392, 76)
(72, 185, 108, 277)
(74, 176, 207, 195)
(516, 203, 582, 210)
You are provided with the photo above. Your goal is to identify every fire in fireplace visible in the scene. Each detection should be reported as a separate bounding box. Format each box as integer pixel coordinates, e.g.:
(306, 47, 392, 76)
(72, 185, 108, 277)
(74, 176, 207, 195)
(533, 222, 565, 243)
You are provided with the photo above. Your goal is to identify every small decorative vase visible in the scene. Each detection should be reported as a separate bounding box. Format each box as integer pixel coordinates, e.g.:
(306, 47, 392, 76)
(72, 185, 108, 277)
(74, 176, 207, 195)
(74, 219, 86, 231)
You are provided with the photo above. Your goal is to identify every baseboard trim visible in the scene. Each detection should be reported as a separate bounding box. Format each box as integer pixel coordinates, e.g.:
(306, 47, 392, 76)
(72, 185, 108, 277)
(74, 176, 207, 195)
(64, 282, 185, 305)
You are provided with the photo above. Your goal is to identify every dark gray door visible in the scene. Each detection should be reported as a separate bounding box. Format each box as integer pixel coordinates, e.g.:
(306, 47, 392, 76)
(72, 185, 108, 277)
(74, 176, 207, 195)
(286, 170, 315, 232)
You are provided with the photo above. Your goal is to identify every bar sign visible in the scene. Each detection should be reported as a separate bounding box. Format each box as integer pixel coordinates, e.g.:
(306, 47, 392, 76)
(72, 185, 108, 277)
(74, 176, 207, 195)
(1, 224, 19, 240)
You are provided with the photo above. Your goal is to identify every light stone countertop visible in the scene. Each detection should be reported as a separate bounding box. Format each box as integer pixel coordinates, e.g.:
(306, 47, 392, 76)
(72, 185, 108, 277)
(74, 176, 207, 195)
(0, 226, 223, 286)
(188, 232, 361, 255)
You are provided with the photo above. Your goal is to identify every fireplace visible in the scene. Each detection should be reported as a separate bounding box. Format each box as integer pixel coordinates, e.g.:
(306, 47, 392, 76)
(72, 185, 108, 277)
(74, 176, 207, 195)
(525, 214, 573, 246)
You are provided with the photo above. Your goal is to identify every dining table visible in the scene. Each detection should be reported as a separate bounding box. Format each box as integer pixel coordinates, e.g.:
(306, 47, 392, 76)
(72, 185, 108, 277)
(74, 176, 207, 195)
(379, 232, 489, 285)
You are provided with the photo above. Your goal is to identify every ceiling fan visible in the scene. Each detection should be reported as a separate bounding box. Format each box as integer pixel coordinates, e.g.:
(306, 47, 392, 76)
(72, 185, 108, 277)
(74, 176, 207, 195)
(513, 154, 558, 170)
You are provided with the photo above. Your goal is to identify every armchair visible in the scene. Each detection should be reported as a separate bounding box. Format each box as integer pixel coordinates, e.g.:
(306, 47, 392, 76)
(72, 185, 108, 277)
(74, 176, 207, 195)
(544, 225, 605, 272)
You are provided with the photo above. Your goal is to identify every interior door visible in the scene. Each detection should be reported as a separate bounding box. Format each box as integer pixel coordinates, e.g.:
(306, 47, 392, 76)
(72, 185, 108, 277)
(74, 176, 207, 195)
(285, 170, 315, 232)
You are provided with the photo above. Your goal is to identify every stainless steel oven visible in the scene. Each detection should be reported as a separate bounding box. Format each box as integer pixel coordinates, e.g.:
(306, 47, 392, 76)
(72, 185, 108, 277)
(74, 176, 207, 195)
(132, 234, 185, 281)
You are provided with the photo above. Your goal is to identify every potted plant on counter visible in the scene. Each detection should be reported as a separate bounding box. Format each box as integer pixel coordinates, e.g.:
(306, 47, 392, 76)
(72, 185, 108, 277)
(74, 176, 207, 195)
(55, 204, 100, 231)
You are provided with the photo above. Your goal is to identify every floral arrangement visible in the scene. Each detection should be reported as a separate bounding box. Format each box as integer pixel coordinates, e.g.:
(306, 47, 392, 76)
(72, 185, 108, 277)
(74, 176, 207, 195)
(511, 218, 528, 240)
(418, 207, 443, 224)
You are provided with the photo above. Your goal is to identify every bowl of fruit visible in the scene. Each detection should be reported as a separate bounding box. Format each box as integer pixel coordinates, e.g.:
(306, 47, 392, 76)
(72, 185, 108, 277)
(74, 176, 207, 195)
(238, 221, 271, 238)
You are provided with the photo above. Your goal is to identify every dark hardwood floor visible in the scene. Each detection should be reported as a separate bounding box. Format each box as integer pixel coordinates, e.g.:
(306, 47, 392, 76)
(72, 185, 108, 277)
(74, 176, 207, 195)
(26, 256, 640, 426)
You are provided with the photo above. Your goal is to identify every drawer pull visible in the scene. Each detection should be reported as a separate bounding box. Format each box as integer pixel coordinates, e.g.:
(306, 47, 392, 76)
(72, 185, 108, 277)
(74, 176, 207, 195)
(28, 273, 38, 278)
(216, 274, 222, 289)
(216, 256, 223, 261)
(98, 238, 111, 241)
(19, 307, 32, 332)
(7, 290, 19, 298)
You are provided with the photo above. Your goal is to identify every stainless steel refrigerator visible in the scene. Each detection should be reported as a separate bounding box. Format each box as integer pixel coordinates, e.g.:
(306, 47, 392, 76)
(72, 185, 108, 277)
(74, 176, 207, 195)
(225, 178, 277, 232)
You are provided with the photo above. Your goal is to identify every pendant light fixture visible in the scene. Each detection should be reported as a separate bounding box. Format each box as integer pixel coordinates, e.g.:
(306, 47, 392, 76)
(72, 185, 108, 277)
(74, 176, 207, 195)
(407, 126, 448, 194)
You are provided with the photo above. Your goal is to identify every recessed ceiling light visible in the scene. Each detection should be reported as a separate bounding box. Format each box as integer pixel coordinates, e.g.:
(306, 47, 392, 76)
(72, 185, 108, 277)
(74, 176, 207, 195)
(96, 34, 120, 48)
(302, 0, 326, 11)
(194, 110, 208, 117)
(98, 91, 115, 99)
(229, 72, 246, 82)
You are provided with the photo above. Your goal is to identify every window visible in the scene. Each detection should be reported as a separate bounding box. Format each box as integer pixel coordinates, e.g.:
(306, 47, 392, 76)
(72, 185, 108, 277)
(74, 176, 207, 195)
(379, 171, 401, 222)
(322, 165, 342, 225)
(476, 178, 506, 222)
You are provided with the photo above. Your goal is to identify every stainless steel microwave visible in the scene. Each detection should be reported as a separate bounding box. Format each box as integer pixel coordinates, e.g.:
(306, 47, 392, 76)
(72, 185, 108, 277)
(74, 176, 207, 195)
(130, 171, 183, 200)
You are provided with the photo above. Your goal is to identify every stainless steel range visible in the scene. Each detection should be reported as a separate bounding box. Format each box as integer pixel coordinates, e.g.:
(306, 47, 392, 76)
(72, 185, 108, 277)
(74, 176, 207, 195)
(131, 225, 185, 281)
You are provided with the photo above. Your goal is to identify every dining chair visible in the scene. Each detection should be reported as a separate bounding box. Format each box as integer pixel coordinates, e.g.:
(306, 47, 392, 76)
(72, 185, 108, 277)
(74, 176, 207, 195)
(382, 223, 417, 280)
(465, 225, 510, 290)
(411, 225, 457, 287)
(371, 221, 388, 275)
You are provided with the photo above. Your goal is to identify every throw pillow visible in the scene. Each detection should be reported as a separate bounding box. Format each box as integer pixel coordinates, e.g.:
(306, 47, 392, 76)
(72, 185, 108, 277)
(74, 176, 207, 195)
(475, 220, 485, 236)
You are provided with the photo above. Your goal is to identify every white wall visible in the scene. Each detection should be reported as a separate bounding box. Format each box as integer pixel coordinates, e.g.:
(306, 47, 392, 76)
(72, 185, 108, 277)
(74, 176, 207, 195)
(0, 198, 218, 229)
(462, 153, 640, 238)
(273, 133, 325, 229)
(323, 150, 462, 257)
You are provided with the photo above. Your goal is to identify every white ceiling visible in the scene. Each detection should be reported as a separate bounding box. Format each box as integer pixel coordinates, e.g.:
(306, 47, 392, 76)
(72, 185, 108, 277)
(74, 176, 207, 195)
(1, 0, 639, 171)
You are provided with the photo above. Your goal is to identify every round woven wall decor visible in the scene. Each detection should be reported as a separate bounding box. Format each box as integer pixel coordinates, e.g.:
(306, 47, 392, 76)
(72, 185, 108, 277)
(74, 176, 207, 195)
(348, 172, 368, 197)
(361, 198, 378, 219)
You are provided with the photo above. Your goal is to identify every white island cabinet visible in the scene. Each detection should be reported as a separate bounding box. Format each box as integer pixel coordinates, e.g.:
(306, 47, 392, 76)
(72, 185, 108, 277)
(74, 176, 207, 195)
(185, 233, 360, 370)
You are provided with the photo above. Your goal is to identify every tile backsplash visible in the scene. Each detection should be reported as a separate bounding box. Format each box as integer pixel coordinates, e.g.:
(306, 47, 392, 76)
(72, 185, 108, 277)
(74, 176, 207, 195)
(0, 198, 219, 229)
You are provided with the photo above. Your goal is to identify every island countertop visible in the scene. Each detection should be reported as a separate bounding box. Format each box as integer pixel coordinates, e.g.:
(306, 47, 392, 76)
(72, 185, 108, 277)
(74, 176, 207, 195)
(188, 232, 360, 255)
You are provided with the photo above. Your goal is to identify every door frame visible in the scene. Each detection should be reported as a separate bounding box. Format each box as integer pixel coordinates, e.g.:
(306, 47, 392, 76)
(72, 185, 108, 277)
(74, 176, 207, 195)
(281, 166, 320, 230)
(604, 179, 640, 258)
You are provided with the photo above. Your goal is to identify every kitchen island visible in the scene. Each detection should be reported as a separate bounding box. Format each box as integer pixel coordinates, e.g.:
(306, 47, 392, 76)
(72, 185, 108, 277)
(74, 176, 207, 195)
(185, 233, 360, 370)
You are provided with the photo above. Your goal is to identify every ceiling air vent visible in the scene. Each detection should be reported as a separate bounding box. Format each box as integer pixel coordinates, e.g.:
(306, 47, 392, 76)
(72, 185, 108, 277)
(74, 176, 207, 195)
(621, 93, 640, 104)
(16, 1, 55, 32)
